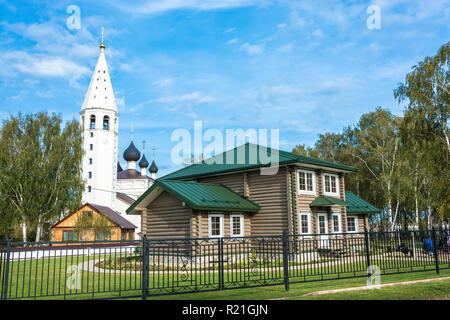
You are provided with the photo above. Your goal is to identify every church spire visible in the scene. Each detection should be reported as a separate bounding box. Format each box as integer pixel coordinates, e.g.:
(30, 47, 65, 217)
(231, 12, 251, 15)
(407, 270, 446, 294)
(81, 28, 116, 112)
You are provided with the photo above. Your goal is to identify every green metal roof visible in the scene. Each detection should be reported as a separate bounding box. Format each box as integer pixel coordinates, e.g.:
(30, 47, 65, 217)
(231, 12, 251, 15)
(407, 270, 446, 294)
(161, 143, 357, 180)
(127, 180, 260, 214)
(309, 195, 350, 207)
(345, 191, 379, 214)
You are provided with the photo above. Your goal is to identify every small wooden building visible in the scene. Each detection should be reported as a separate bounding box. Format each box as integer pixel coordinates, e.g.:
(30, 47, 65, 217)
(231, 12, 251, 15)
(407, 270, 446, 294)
(51, 203, 136, 243)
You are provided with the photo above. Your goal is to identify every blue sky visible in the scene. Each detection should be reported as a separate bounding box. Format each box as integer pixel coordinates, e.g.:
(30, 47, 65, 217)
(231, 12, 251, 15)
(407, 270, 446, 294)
(0, 0, 449, 176)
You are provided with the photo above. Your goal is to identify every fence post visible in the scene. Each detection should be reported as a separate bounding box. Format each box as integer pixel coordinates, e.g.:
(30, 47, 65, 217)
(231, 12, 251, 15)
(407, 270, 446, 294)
(141, 235, 149, 300)
(431, 227, 439, 274)
(364, 227, 371, 271)
(218, 238, 223, 290)
(282, 230, 290, 291)
(2, 238, 11, 300)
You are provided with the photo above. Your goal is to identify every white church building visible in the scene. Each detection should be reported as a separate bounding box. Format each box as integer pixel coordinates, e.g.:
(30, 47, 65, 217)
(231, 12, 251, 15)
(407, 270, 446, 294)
(78, 36, 157, 239)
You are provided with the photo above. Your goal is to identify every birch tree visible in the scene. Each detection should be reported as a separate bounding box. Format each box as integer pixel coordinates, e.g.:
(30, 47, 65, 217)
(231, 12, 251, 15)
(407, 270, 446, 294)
(0, 113, 83, 242)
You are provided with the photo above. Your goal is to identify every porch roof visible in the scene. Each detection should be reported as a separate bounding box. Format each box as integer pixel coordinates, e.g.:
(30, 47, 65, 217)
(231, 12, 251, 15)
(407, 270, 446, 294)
(345, 191, 379, 214)
(309, 195, 349, 208)
(127, 180, 260, 214)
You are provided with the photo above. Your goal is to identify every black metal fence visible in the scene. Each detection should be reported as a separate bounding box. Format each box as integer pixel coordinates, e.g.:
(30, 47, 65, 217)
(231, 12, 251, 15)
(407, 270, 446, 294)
(0, 228, 449, 300)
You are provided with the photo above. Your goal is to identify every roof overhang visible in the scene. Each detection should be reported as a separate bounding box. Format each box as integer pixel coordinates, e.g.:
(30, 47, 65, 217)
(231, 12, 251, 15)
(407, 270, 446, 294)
(127, 184, 164, 215)
(293, 163, 357, 174)
(127, 180, 260, 215)
(309, 195, 350, 208)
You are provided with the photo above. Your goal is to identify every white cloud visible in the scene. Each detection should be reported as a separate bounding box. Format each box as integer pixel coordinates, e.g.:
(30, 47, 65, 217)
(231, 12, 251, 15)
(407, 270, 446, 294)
(156, 91, 217, 104)
(312, 28, 323, 38)
(277, 23, 287, 28)
(16, 57, 89, 78)
(0, 50, 90, 84)
(152, 78, 174, 87)
(109, 0, 264, 15)
(119, 63, 132, 71)
(227, 38, 239, 45)
(224, 27, 236, 33)
(240, 42, 264, 55)
(277, 42, 295, 53)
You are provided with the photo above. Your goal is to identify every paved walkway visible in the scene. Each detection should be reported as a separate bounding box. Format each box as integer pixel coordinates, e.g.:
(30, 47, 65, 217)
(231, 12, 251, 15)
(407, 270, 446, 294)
(270, 276, 450, 299)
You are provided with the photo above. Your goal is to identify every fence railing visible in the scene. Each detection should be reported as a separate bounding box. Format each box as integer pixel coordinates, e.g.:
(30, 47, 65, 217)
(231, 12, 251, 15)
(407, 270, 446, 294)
(0, 228, 449, 300)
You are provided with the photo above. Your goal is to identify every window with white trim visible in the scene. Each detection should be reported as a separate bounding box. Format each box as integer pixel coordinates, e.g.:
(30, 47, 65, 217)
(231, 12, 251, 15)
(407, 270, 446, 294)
(332, 211, 342, 233)
(230, 214, 244, 237)
(208, 214, 224, 238)
(297, 169, 316, 195)
(347, 216, 359, 233)
(323, 173, 339, 196)
(298, 211, 311, 235)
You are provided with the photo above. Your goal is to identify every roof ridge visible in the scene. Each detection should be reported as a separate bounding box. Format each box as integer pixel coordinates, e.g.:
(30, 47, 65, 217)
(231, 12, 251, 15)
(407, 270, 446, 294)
(160, 143, 357, 181)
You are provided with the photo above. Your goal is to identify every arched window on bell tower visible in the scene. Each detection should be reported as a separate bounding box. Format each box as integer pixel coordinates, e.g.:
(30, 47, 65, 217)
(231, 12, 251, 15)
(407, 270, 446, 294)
(90, 115, 96, 129)
(103, 116, 110, 130)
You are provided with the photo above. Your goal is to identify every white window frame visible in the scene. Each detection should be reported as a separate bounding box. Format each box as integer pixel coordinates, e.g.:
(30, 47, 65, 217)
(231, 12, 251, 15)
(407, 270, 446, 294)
(297, 169, 316, 195)
(298, 211, 312, 237)
(346, 215, 359, 233)
(323, 173, 340, 196)
(230, 214, 244, 237)
(331, 211, 342, 233)
(208, 214, 224, 238)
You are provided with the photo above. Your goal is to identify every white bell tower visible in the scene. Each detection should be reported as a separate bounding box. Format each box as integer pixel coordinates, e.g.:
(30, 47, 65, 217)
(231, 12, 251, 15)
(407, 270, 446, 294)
(80, 28, 118, 208)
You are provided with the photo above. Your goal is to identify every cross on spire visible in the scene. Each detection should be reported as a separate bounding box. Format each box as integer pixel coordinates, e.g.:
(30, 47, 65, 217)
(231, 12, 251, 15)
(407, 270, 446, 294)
(100, 27, 106, 50)
(152, 148, 156, 160)
(130, 124, 134, 141)
(142, 140, 146, 152)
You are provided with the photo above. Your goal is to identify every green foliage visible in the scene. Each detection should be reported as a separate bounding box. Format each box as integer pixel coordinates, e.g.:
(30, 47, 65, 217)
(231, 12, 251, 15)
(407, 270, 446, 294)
(296, 42, 449, 230)
(74, 211, 114, 240)
(0, 112, 83, 241)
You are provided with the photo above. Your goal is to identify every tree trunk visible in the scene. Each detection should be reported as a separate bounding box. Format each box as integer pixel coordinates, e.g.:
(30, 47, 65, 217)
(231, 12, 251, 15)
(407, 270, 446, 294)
(427, 205, 432, 229)
(22, 220, 27, 245)
(35, 215, 42, 243)
(356, 180, 360, 197)
(414, 192, 419, 229)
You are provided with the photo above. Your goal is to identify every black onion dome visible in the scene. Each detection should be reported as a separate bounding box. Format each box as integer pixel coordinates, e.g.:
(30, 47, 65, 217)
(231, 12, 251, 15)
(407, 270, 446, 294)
(117, 162, 123, 172)
(149, 160, 158, 173)
(123, 141, 141, 162)
(139, 154, 149, 168)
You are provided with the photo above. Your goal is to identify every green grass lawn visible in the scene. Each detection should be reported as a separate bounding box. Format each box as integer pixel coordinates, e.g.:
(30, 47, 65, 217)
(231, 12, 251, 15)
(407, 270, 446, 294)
(144, 269, 450, 300)
(2, 250, 449, 300)
(300, 279, 450, 300)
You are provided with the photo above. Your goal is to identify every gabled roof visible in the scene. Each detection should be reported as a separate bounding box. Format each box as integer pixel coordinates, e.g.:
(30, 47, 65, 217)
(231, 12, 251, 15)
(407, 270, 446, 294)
(127, 180, 260, 214)
(52, 203, 136, 229)
(345, 191, 379, 214)
(309, 195, 349, 207)
(88, 203, 137, 229)
(161, 143, 357, 180)
(116, 192, 135, 205)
